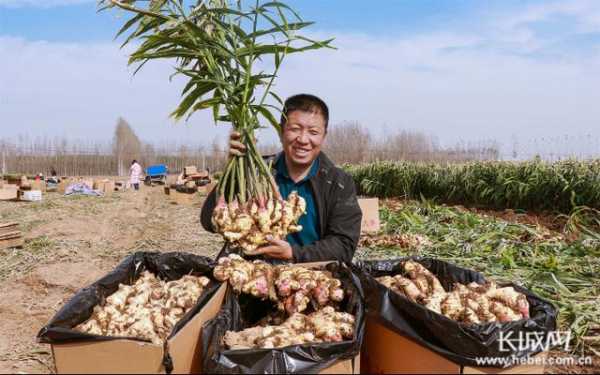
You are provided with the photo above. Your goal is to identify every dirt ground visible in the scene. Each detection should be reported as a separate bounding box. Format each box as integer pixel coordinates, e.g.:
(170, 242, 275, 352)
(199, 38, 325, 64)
(0, 184, 222, 373)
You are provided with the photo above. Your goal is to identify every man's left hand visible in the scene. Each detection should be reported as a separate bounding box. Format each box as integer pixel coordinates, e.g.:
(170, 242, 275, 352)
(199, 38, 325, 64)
(254, 237, 293, 260)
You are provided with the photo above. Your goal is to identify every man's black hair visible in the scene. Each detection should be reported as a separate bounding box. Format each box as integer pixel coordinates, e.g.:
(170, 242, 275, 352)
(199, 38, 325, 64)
(280, 93, 329, 130)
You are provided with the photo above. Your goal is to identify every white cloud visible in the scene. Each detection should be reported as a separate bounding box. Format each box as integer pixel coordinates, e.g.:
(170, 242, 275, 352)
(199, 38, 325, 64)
(0, 0, 92, 8)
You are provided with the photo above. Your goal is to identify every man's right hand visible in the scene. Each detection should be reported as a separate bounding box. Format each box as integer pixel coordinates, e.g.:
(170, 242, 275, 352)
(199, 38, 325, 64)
(229, 131, 247, 157)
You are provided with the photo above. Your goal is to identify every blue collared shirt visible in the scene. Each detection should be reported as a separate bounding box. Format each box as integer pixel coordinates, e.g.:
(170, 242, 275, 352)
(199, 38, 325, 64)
(274, 155, 320, 247)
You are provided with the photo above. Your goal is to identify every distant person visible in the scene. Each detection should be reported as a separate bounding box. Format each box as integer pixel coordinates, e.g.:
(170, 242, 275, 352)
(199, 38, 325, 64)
(129, 160, 143, 191)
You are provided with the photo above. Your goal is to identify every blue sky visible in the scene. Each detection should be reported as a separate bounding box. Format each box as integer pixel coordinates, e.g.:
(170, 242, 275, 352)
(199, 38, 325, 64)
(1, 0, 600, 158)
(1, 1, 476, 42)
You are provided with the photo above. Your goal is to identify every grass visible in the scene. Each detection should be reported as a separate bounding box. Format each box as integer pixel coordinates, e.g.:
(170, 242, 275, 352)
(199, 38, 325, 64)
(346, 159, 600, 213)
(359, 199, 600, 356)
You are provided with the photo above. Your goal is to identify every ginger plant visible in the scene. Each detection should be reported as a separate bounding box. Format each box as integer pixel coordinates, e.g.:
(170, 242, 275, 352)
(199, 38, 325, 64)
(101, 0, 333, 254)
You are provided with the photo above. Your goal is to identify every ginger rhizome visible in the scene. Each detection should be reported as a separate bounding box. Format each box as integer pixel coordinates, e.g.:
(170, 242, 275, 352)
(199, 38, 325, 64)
(224, 306, 355, 350)
(76, 271, 210, 344)
(213, 254, 344, 314)
(377, 260, 530, 324)
(212, 190, 306, 255)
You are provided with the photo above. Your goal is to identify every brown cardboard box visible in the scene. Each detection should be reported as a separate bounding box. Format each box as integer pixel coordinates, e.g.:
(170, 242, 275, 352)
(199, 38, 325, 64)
(57, 179, 70, 195)
(51, 283, 227, 374)
(361, 318, 546, 374)
(184, 165, 198, 176)
(0, 185, 19, 201)
(358, 198, 380, 233)
(104, 180, 115, 195)
(320, 355, 360, 374)
(94, 180, 115, 196)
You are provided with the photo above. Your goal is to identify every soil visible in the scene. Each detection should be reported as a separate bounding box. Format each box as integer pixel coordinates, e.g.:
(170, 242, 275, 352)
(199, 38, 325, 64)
(0, 184, 222, 373)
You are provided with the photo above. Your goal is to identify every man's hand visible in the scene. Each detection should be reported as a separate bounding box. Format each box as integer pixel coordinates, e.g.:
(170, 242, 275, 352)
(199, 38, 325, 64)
(254, 236, 293, 260)
(229, 131, 247, 157)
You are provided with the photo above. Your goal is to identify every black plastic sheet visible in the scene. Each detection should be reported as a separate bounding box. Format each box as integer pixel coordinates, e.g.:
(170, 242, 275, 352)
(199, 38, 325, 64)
(354, 257, 558, 368)
(201, 262, 365, 374)
(37, 251, 220, 344)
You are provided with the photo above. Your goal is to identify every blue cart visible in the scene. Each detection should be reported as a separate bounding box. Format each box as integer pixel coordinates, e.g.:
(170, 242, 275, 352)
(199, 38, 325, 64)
(144, 164, 168, 186)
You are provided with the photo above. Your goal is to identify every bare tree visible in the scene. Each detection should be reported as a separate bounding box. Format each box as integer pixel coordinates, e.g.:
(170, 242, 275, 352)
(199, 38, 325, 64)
(324, 121, 371, 164)
(112, 117, 142, 176)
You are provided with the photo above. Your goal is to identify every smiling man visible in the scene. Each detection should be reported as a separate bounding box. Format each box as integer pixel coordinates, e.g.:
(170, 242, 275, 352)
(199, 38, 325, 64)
(200, 94, 362, 263)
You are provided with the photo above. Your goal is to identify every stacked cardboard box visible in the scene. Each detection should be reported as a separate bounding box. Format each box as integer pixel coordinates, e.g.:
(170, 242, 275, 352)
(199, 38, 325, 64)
(0, 184, 18, 201)
(0, 222, 24, 250)
(93, 179, 116, 196)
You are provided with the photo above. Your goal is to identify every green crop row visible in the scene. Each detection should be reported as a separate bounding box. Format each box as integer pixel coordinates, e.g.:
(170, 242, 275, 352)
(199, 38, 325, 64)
(346, 160, 600, 213)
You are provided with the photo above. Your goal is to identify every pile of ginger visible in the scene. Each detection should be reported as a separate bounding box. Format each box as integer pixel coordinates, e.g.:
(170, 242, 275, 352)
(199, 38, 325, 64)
(213, 254, 344, 314)
(214, 254, 355, 350)
(211, 191, 306, 255)
(224, 306, 355, 350)
(377, 260, 530, 324)
(76, 271, 210, 344)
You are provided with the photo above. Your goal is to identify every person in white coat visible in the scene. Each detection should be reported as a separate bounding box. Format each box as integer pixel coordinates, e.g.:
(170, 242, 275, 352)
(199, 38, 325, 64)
(129, 160, 143, 191)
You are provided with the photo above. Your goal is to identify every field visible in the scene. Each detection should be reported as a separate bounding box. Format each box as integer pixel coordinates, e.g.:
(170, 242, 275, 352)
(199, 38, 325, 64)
(0, 178, 598, 373)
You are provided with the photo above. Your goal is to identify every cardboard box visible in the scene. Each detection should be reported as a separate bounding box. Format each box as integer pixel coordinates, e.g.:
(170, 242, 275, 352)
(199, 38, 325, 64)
(57, 179, 71, 195)
(184, 166, 198, 176)
(358, 198, 380, 233)
(94, 180, 115, 196)
(20, 190, 43, 202)
(361, 318, 546, 374)
(51, 282, 228, 374)
(0, 185, 18, 201)
(320, 355, 360, 374)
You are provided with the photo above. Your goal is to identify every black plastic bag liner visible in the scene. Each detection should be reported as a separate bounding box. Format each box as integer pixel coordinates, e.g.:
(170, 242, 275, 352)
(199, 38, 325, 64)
(201, 262, 365, 374)
(354, 257, 558, 368)
(37, 251, 221, 371)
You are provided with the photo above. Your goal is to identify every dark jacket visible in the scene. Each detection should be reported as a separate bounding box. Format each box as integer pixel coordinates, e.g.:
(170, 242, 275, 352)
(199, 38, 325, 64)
(200, 152, 362, 264)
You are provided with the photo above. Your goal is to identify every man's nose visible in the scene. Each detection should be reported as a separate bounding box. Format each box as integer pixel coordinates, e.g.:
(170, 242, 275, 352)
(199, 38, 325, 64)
(296, 131, 309, 144)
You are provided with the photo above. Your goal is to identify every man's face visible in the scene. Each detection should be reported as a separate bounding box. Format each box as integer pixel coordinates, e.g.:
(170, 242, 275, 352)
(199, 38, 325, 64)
(281, 110, 327, 169)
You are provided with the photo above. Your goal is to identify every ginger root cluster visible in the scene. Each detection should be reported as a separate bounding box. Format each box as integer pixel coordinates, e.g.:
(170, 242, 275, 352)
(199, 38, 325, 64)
(377, 260, 530, 324)
(211, 192, 306, 255)
(213, 254, 344, 314)
(224, 306, 355, 350)
(76, 271, 210, 344)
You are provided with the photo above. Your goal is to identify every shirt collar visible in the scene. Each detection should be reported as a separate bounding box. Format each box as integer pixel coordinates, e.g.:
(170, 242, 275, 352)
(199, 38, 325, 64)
(276, 153, 320, 184)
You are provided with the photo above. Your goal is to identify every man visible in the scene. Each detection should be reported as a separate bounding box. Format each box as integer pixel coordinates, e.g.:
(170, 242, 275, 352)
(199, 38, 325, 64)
(201, 94, 362, 263)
